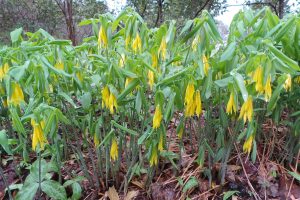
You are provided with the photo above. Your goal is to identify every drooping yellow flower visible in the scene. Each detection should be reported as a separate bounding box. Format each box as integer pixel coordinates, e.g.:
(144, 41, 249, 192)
(31, 119, 47, 151)
(195, 90, 202, 117)
(238, 96, 253, 123)
(101, 86, 110, 108)
(252, 66, 264, 93)
(152, 53, 158, 68)
(0, 63, 9, 81)
(76, 72, 83, 83)
(192, 35, 200, 51)
(185, 99, 196, 117)
(148, 70, 154, 90)
(149, 147, 158, 166)
(2, 99, 8, 108)
(94, 133, 100, 147)
(158, 133, 164, 151)
(158, 37, 167, 60)
(203, 55, 209, 76)
(125, 77, 133, 88)
(153, 104, 163, 129)
(110, 137, 118, 161)
(264, 75, 272, 102)
(98, 26, 108, 48)
(284, 74, 292, 91)
(184, 83, 196, 117)
(9, 83, 24, 106)
(55, 60, 64, 70)
(226, 92, 237, 114)
(119, 54, 126, 67)
(132, 33, 142, 53)
(108, 92, 117, 114)
(294, 76, 300, 84)
(184, 83, 195, 105)
(125, 35, 131, 48)
(243, 134, 254, 155)
(177, 127, 184, 139)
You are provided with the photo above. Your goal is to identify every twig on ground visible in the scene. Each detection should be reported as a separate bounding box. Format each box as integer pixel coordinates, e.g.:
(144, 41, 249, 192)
(228, 128, 262, 200)
(286, 149, 300, 200)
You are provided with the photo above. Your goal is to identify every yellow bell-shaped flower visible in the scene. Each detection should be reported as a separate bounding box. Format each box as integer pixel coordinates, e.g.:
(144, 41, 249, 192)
(284, 74, 292, 92)
(264, 76, 272, 102)
(110, 137, 118, 161)
(0, 63, 9, 81)
(31, 119, 47, 151)
(184, 83, 195, 105)
(252, 66, 264, 93)
(76, 72, 83, 83)
(226, 92, 237, 114)
(192, 35, 200, 51)
(243, 134, 254, 155)
(238, 96, 253, 123)
(195, 90, 202, 117)
(9, 83, 24, 106)
(294, 76, 300, 84)
(108, 92, 117, 114)
(98, 26, 108, 48)
(153, 104, 163, 129)
(158, 37, 167, 61)
(125, 77, 133, 88)
(132, 33, 142, 53)
(101, 86, 110, 108)
(148, 70, 154, 90)
(152, 53, 158, 68)
(55, 60, 64, 70)
(149, 146, 158, 166)
(158, 133, 164, 151)
(202, 55, 209, 76)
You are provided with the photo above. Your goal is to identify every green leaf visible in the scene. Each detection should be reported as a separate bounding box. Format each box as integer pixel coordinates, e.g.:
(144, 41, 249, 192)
(164, 93, 175, 122)
(41, 180, 67, 200)
(135, 89, 142, 113)
(117, 79, 139, 102)
(215, 77, 233, 87)
(267, 43, 300, 71)
(273, 17, 295, 41)
(79, 92, 92, 110)
(63, 176, 86, 187)
(71, 182, 82, 200)
(183, 176, 198, 193)
(288, 171, 300, 182)
(47, 40, 71, 45)
(15, 182, 39, 200)
(9, 61, 30, 81)
(10, 108, 26, 136)
(138, 128, 153, 145)
(111, 120, 138, 136)
(233, 72, 248, 101)
(58, 92, 78, 108)
(220, 42, 236, 62)
(0, 130, 12, 154)
(10, 28, 23, 43)
(223, 190, 239, 200)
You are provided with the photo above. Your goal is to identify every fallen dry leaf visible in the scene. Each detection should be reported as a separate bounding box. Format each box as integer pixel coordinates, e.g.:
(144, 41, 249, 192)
(124, 190, 139, 200)
(131, 181, 144, 189)
(108, 186, 119, 200)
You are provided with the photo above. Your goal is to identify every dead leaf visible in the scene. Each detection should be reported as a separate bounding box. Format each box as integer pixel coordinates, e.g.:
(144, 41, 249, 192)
(124, 190, 139, 200)
(108, 186, 119, 200)
(131, 181, 144, 189)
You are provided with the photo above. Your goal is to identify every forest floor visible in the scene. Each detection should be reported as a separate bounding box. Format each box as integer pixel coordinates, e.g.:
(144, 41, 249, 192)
(0, 116, 299, 200)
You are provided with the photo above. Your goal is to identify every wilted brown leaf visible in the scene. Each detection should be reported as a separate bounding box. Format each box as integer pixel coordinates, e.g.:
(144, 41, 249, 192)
(108, 186, 119, 200)
(124, 190, 139, 200)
